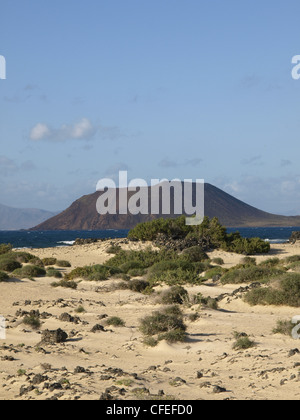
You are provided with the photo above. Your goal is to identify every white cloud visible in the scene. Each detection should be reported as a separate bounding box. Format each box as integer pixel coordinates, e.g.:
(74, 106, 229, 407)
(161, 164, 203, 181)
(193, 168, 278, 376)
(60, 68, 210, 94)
(29, 118, 124, 143)
(30, 123, 51, 141)
(29, 118, 97, 142)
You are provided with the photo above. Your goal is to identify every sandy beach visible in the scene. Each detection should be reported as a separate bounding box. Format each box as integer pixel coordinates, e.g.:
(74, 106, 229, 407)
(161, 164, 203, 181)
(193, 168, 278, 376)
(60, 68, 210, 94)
(1, 240, 300, 400)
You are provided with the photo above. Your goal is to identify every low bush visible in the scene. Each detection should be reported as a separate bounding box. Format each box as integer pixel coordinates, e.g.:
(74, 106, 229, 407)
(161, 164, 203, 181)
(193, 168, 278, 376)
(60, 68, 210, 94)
(0, 271, 9, 282)
(232, 335, 255, 350)
(105, 316, 125, 327)
(192, 293, 218, 309)
(244, 273, 300, 307)
(285, 255, 300, 264)
(240, 256, 257, 266)
(13, 251, 35, 263)
(0, 255, 22, 272)
(13, 265, 46, 279)
(51, 279, 77, 289)
(42, 257, 57, 266)
(211, 257, 224, 265)
(273, 319, 294, 336)
(139, 308, 186, 340)
(23, 315, 41, 329)
(223, 236, 270, 255)
(128, 216, 271, 255)
(159, 286, 188, 305)
(106, 244, 122, 254)
(56, 260, 71, 268)
(46, 268, 63, 278)
(181, 246, 209, 263)
(0, 243, 12, 255)
(258, 258, 281, 268)
(66, 264, 120, 281)
(220, 266, 285, 285)
(128, 279, 150, 293)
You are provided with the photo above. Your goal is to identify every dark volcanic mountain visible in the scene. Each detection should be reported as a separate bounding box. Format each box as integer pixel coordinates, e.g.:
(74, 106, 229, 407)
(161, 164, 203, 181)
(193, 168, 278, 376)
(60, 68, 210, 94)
(30, 183, 300, 230)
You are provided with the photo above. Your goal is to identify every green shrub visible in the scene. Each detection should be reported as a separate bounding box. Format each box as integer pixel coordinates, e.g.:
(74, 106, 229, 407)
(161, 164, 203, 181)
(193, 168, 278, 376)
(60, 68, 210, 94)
(42, 257, 57, 266)
(23, 315, 41, 329)
(0, 256, 22, 272)
(202, 266, 225, 280)
(285, 255, 300, 264)
(258, 258, 280, 267)
(128, 215, 192, 241)
(128, 216, 270, 255)
(221, 266, 284, 285)
(127, 268, 147, 277)
(106, 244, 122, 254)
(56, 260, 71, 268)
(273, 319, 294, 336)
(29, 257, 44, 268)
(105, 248, 164, 272)
(223, 236, 270, 255)
(150, 267, 200, 286)
(14, 265, 46, 279)
(51, 279, 77, 289)
(192, 293, 218, 309)
(232, 335, 255, 350)
(65, 264, 118, 281)
(0, 243, 12, 255)
(128, 279, 150, 293)
(46, 268, 63, 278)
(181, 246, 209, 262)
(105, 316, 125, 327)
(158, 329, 186, 343)
(240, 256, 257, 266)
(13, 251, 35, 263)
(139, 309, 186, 337)
(211, 257, 224, 265)
(159, 286, 188, 305)
(244, 273, 300, 307)
(0, 271, 9, 282)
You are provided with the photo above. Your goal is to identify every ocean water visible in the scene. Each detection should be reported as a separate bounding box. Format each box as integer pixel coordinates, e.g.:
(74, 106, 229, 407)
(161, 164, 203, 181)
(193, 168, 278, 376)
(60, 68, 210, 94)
(0, 226, 298, 249)
(0, 230, 130, 249)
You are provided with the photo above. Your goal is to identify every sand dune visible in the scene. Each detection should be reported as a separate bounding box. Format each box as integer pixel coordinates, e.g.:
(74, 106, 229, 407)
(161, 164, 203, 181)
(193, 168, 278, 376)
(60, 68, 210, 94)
(1, 241, 300, 400)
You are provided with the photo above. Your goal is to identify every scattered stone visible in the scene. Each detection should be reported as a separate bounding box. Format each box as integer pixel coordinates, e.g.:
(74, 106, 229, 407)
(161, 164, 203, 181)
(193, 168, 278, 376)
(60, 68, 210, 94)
(59, 312, 80, 324)
(74, 366, 86, 374)
(40, 328, 68, 344)
(91, 324, 106, 333)
(31, 374, 48, 385)
(288, 348, 300, 357)
(213, 385, 227, 393)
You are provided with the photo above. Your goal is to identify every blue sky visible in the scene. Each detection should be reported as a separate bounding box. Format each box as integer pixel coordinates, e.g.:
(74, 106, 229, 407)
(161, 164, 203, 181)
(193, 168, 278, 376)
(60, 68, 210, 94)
(1, 0, 300, 214)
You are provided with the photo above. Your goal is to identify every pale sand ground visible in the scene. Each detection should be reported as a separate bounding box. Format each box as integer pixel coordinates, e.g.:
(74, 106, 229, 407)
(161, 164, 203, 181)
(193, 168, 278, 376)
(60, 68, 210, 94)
(1, 241, 300, 400)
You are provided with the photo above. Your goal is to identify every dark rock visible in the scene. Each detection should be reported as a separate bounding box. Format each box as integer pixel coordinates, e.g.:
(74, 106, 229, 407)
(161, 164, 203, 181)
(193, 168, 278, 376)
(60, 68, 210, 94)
(213, 385, 227, 393)
(49, 382, 63, 392)
(31, 374, 48, 385)
(59, 312, 80, 324)
(19, 385, 35, 396)
(74, 366, 86, 374)
(40, 328, 68, 344)
(91, 324, 106, 333)
(288, 348, 300, 357)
